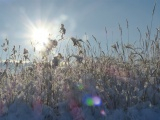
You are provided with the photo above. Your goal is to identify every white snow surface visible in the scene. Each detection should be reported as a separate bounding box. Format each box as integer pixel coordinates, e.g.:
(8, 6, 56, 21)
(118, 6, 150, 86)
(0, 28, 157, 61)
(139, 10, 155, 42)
(0, 100, 160, 120)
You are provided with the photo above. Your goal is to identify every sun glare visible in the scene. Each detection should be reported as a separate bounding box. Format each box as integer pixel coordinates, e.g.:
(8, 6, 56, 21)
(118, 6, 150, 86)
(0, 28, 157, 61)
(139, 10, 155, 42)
(31, 27, 49, 51)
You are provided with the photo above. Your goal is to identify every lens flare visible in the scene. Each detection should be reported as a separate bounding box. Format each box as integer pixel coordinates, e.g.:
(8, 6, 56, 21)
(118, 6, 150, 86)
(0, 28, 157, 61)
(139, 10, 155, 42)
(86, 97, 94, 106)
(83, 94, 102, 106)
(77, 83, 84, 90)
(83, 94, 93, 106)
(92, 96, 102, 106)
(100, 110, 106, 116)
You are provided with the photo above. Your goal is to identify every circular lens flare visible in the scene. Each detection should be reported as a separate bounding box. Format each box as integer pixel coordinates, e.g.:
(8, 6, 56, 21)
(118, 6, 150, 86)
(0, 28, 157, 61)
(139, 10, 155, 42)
(100, 110, 106, 116)
(77, 83, 84, 90)
(86, 97, 94, 106)
(93, 96, 102, 106)
(83, 94, 102, 106)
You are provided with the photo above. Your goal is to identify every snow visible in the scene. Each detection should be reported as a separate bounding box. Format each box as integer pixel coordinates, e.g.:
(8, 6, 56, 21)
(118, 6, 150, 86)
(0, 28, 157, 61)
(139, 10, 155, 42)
(0, 100, 160, 120)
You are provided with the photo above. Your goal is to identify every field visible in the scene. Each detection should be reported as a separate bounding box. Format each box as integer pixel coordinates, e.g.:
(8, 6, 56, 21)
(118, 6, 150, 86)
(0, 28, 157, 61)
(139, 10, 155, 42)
(0, 4, 160, 120)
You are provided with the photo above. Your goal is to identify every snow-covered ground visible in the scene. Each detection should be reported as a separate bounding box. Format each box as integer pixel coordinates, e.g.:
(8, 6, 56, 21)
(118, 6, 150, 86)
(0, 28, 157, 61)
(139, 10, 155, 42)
(0, 99, 160, 120)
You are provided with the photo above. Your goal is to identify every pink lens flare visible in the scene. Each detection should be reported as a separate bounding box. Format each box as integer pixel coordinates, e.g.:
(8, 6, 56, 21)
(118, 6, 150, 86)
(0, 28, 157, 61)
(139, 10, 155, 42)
(100, 110, 106, 116)
(92, 96, 102, 106)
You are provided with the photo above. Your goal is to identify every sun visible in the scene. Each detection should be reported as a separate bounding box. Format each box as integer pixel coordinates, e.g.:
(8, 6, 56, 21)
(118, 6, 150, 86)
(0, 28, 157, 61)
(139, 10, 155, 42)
(24, 19, 59, 52)
(31, 27, 50, 51)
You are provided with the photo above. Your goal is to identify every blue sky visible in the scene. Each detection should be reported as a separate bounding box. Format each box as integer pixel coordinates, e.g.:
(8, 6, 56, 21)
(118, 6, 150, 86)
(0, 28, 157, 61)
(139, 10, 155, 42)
(0, 0, 160, 59)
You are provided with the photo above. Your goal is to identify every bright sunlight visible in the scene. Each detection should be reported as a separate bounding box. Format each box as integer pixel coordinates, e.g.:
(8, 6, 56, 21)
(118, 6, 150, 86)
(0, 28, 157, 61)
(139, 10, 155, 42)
(31, 27, 49, 51)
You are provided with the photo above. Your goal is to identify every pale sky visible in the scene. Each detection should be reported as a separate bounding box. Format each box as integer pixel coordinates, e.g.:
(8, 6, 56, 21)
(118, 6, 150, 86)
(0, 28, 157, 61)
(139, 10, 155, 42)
(0, 0, 160, 59)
